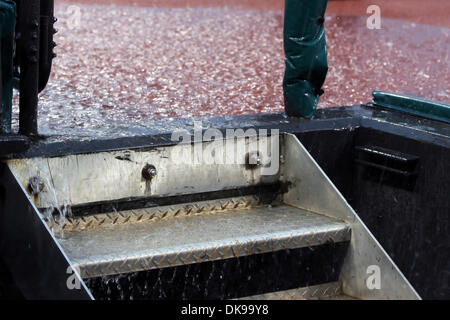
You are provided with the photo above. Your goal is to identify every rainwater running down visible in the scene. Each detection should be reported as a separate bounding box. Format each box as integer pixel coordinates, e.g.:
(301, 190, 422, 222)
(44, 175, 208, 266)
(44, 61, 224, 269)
(2, 0, 447, 301)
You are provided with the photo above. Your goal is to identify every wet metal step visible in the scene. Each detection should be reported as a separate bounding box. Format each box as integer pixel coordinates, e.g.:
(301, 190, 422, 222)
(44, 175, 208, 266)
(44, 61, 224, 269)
(58, 201, 351, 279)
(236, 282, 357, 300)
(4, 133, 419, 299)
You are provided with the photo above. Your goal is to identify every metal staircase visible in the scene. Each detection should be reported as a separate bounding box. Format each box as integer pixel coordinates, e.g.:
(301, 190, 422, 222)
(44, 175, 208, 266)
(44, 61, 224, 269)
(4, 133, 419, 299)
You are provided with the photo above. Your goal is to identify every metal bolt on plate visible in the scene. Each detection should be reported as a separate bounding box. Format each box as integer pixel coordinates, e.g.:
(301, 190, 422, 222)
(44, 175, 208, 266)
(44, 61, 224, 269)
(142, 164, 157, 181)
(246, 152, 262, 169)
(28, 177, 45, 195)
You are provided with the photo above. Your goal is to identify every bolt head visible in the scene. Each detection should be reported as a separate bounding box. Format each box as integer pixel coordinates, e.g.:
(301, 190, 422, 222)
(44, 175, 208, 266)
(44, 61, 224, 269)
(142, 164, 157, 181)
(246, 152, 263, 169)
(28, 177, 45, 195)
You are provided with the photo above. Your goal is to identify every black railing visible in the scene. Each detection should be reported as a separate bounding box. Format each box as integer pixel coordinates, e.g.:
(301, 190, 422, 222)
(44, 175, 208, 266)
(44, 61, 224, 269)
(0, 0, 55, 156)
(15, 0, 56, 136)
(0, 0, 56, 156)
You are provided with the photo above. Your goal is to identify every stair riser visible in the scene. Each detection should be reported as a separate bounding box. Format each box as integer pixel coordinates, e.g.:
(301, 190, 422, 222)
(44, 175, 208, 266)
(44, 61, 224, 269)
(85, 242, 350, 300)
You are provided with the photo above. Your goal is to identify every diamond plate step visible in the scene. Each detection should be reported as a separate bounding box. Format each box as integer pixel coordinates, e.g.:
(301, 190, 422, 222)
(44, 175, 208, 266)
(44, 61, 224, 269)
(55, 195, 266, 233)
(58, 201, 351, 279)
(236, 282, 358, 300)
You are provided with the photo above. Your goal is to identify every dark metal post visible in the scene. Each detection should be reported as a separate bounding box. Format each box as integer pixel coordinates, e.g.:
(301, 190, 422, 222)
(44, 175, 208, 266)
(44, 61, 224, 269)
(0, 24, 2, 130)
(39, 0, 56, 92)
(17, 0, 40, 136)
(0, 0, 15, 133)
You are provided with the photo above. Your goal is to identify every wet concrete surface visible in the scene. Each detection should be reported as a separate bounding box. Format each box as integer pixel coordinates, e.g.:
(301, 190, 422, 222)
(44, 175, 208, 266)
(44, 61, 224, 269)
(10, 0, 449, 135)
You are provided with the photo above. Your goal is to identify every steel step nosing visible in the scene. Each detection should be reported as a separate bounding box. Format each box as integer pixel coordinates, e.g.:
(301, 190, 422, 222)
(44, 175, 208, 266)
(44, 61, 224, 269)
(236, 281, 346, 300)
(54, 195, 267, 233)
(73, 227, 350, 278)
(59, 205, 351, 278)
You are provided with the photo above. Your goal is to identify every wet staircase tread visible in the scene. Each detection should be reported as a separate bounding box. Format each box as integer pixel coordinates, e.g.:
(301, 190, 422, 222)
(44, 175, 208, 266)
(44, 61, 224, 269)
(59, 204, 351, 278)
(236, 282, 358, 300)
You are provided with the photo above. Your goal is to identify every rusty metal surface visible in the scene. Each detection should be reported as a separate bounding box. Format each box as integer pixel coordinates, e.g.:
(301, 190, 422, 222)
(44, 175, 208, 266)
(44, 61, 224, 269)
(57, 203, 351, 278)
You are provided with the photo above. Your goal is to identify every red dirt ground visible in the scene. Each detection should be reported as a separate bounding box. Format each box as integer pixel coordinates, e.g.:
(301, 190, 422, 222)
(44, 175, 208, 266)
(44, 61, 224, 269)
(13, 0, 448, 133)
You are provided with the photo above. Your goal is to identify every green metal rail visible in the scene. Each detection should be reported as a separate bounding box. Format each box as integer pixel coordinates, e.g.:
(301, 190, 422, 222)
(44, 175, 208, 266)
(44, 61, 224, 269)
(283, 0, 329, 118)
(372, 91, 450, 124)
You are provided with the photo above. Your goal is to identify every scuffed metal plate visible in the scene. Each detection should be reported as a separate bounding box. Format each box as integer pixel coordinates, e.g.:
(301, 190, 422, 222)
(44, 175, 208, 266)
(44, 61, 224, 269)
(8, 135, 279, 208)
(281, 133, 420, 300)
